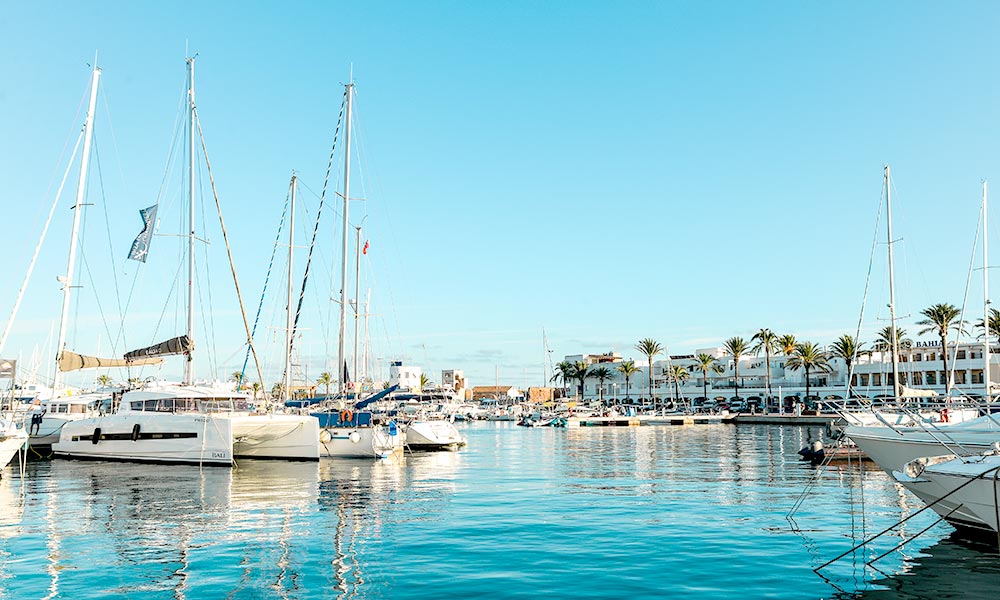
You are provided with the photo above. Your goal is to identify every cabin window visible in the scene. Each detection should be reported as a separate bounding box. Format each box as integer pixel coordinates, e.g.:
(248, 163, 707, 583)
(860, 374, 869, 386)
(926, 372, 937, 385)
(955, 371, 967, 384)
(957, 350, 967, 360)
(973, 370, 984, 384)
(69, 404, 87, 414)
(872, 373, 882, 386)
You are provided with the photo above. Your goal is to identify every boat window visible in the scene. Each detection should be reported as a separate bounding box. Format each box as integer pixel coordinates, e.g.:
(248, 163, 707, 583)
(69, 403, 88, 414)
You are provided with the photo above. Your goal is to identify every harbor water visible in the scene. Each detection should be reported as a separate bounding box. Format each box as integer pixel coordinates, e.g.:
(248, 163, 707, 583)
(1, 422, 997, 599)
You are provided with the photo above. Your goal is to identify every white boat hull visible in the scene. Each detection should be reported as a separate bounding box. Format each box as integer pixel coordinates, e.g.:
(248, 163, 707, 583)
(845, 418, 1000, 473)
(405, 421, 466, 450)
(894, 456, 1000, 533)
(230, 414, 319, 460)
(53, 413, 234, 466)
(319, 425, 402, 459)
(0, 427, 27, 470)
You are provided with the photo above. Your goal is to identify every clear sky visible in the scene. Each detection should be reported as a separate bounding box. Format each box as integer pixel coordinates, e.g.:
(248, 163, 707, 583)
(3, 2, 1000, 390)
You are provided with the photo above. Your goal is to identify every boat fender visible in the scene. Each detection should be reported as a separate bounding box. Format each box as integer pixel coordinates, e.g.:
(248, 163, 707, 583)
(388, 421, 398, 436)
(91, 428, 102, 445)
(320, 429, 333, 444)
(349, 431, 362, 444)
(940, 408, 950, 423)
(131, 424, 141, 442)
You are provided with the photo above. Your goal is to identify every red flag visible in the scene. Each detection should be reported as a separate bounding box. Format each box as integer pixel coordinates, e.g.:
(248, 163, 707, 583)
(363, 240, 370, 255)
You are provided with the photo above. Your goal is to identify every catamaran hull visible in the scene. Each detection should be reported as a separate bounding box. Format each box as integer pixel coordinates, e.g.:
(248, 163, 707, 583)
(230, 415, 320, 460)
(28, 416, 85, 448)
(53, 414, 233, 466)
(405, 421, 466, 450)
(319, 425, 402, 459)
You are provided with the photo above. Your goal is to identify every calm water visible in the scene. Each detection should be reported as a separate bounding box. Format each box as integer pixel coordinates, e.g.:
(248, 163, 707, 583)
(1, 423, 997, 599)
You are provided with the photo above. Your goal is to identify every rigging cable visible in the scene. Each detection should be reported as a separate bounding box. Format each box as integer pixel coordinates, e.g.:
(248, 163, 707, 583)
(239, 180, 291, 386)
(289, 89, 348, 358)
(194, 109, 266, 393)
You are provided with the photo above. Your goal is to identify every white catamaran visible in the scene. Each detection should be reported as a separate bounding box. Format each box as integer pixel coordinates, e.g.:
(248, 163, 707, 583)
(54, 58, 318, 466)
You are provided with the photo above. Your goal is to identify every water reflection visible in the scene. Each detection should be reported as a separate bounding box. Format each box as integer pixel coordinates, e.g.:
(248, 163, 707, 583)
(0, 424, 995, 599)
(831, 531, 1000, 600)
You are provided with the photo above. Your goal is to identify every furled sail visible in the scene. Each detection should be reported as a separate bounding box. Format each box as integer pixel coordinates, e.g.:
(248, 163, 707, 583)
(57, 351, 163, 373)
(896, 384, 938, 398)
(124, 335, 194, 361)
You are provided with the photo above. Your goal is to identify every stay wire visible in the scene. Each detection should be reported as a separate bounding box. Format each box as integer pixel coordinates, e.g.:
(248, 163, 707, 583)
(289, 89, 348, 358)
(240, 180, 292, 385)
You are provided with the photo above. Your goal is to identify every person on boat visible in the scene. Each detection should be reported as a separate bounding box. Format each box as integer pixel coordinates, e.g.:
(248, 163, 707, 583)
(28, 398, 46, 435)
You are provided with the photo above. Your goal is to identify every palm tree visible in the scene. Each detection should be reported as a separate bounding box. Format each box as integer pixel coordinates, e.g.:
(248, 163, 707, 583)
(778, 334, 797, 358)
(588, 366, 612, 406)
(616, 360, 640, 406)
(785, 342, 832, 403)
(250, 381, 262, 401)
(271, 382, 285, 399)
(723, 336, 749, 400)
(316, 371, 333, 399)
(975, 308, 1000, 342)
(829, 334, 865, 397)
(874, 325, 912, 357)
(230, 371, 244, 387)
(572, 360, 590, 401)
(635, 338, 663, 409)
(551, 361, 575, 397)
(917, 303, 965, 394)
(692, 353, 719, 402)
(666, 364, 690, 409)
(96, 374, 112, 388)
(751, 328, 778, 408)
(419, 373, 430, 391)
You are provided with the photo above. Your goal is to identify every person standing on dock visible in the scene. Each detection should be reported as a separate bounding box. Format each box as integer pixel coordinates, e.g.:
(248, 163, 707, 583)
(28, 398, 46, 436)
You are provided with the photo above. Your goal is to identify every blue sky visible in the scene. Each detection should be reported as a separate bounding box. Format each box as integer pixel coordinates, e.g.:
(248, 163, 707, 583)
(3, 2, 1000, 390)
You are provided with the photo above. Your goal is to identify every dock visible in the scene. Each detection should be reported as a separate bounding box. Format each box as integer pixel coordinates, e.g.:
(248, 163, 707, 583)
(557, 414, 841, 428)
(728, 414, 839, 426)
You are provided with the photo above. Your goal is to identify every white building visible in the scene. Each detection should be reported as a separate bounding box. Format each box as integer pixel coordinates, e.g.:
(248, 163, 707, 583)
(389, 361, 422, 392)
(563, 339, 1000, 406)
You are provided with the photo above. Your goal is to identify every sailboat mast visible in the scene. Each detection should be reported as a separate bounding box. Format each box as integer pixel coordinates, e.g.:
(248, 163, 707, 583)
(885, 165, 902, 400)
(984, 180, 991, 401)
(53, 65, 101, 392)
(285, 175, 297, 401)
(363, 289, 371, 384)
(337, 82, 353, 395)
(353, 225, 362, 394)
(184, 57, 196, 385)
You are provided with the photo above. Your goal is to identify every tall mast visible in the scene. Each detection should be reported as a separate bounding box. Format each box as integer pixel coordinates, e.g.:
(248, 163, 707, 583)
(285, 175, 297, 401)
(53, 65, 101, 391)
(363, 289, 371, 384)
(984, 180, 991, 401)
(353, 225, 362, 395)
(337, 81, 353, 395)
(184, 57, 196, 385)
(885, 165, 902, 400)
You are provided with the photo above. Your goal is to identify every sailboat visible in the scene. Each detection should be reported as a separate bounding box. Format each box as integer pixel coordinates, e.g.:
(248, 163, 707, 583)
(845, 175, 1000, 532)
(0, 64, 165, 452)
(53, 57, 318, 466)
(308, 81, 402, 459)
